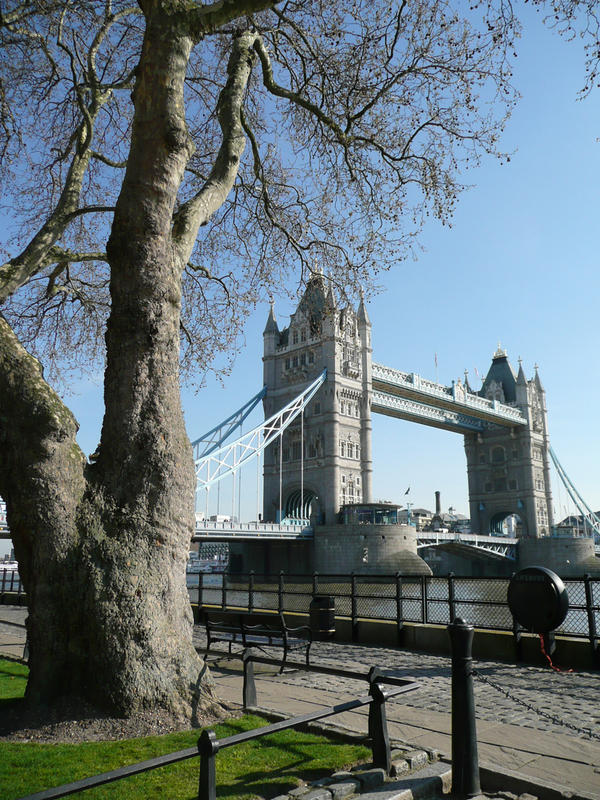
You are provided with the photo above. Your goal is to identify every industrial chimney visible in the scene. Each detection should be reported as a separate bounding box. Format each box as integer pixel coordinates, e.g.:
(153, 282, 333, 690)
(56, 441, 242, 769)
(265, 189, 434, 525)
(435, 490, 441, 516)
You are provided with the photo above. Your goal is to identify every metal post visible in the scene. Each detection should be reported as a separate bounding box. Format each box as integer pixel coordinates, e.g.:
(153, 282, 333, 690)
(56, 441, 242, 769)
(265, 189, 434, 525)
(221, 572, 227, 611)
(584, 574, 600, 669)
(395, 572, 403, 645)
(421, 576, 428, 624)
(448, 617, 481, 799)
(367, 667, 391, 775)
(198, 729, 219, 800)
(512, 616, 523, 662)
(242, 649, 257, 709)
(351, 572, 358, 643)
(248, 570, 255, 614)
(278, 570, 284, 614)
(198, 571, 204, 609)
(542, 630, 556, 659)
(300, 408, 304, 518)
(312, 571, 318, 596)
(448, 572, 456, 623)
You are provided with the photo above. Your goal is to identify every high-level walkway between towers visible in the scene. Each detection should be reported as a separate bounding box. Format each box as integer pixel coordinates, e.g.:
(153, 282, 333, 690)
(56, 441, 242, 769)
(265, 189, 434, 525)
(371, 363, 527, 433)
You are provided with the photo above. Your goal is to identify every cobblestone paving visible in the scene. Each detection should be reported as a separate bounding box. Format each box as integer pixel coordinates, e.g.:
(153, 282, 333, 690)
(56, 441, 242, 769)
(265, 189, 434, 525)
(3, 606, 598, 743)
(193, 628, 600, 741)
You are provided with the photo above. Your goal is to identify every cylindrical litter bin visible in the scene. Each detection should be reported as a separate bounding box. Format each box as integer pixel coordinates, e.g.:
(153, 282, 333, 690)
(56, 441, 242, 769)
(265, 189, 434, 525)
(309, 595, 335, 640)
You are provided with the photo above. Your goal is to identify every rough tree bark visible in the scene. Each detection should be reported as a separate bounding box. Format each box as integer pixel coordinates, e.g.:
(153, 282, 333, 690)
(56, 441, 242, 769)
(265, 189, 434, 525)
(0, 0, 517, 717)
(0, 6, 226, 718)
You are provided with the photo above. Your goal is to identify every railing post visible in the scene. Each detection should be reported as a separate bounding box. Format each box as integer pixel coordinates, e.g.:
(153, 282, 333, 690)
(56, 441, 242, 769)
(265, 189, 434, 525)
(312, 571, 318, 596)
(198, 571, 204, 609)
(248, 570, 255, 614)
(512, 617, 523, 662)
(242, 649, 257, 709)
(584, 574, 599, 669)
(395, 572, 403, 645)
(221, 572, 227, 611)
(1, 568, 5, 599)
(351, 572, 358, 643)
(278, 570, 284, 614)
(367, 667, 391, 775)
(198, 729, 219, 800)
(448, 572, 456, 623)
(421, 576, 428, 624)
(448, 617, 481, 799)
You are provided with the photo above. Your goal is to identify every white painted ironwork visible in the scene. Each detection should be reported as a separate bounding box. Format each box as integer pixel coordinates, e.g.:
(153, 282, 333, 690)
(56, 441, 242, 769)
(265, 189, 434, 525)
(195, 370, 326, 493)
(372, 391, 484, 433)
(372, 363, 527, 427)
(417, 530, 518, 559)
(0, 500, 7, 538)
(193, 519, 313, 540)
(550, 447, 600, 542)
(191, 386, 267, 460)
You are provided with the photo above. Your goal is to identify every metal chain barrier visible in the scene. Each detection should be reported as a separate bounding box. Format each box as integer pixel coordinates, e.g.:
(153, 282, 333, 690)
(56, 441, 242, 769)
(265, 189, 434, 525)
(472, 669, 600, 741)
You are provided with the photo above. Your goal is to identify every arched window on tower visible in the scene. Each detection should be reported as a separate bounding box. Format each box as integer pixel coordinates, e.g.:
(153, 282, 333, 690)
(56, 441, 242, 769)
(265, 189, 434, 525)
(492, 446, 505, 464)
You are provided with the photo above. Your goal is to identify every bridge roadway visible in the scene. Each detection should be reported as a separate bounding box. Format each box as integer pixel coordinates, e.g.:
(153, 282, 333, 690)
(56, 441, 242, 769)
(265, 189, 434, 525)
(192, 520, 518, 557)
(0, 517, 518, 559)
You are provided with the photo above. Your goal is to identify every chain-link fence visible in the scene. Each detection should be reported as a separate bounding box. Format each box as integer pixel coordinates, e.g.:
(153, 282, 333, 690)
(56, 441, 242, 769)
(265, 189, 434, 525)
(189, 571, 600, 661)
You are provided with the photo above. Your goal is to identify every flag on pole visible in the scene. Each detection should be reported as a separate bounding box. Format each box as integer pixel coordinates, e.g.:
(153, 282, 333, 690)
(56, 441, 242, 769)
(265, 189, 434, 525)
(434, 353, 438, 368)
(404, 486, 410, 495)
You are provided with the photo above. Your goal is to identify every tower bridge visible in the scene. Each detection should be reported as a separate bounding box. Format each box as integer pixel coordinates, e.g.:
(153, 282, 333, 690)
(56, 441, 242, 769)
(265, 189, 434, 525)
(194, 274, 599, 577)
(2, 275, 599, 577)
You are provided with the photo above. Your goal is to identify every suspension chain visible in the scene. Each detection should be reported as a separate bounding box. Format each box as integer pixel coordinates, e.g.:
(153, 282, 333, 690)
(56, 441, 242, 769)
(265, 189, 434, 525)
(472, 670, 600, 742)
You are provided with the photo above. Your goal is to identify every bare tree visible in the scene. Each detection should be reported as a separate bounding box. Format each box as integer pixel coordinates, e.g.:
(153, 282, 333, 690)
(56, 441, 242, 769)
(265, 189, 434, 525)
(531, 0, 600, 95)
(0, 0, 518, 719)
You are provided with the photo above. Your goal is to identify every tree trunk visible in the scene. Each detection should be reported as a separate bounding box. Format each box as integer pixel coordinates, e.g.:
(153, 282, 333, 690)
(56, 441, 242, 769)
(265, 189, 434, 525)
(0, 10, 219, 721)
(0, 315, 88, 702)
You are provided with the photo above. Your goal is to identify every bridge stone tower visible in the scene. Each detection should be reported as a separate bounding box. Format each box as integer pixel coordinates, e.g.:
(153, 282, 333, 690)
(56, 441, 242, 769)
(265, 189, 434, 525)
(464, 348, 554, 538)
(262, 275, 373, 525)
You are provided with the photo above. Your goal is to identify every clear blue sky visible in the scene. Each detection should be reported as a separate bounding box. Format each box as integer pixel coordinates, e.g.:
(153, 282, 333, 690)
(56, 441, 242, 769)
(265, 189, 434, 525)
(37, 6, 600, 524)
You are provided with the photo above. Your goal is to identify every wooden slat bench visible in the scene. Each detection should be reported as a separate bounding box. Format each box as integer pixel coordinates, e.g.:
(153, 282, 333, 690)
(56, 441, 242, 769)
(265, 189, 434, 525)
(202, 611, 312, 673)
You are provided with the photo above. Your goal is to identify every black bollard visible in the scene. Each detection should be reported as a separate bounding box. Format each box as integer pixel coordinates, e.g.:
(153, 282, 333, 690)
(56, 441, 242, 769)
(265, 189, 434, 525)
(448, 617, 481, 799)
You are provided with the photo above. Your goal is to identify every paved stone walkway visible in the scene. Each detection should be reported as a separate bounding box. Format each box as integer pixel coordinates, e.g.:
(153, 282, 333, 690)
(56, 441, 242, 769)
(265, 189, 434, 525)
(194, 627, 600, 797)
(193, 628, 600, 741)
(2, 607, 599, 795)
(0, 605, 27, 660)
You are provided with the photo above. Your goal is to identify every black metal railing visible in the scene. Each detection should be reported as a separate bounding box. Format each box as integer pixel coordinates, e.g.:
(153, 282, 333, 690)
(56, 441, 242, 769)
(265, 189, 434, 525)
(189, 570, 600, 666)
(1, 567, 24, 602)
(15, 654, 419, 800)
(4, 568, 599, 664)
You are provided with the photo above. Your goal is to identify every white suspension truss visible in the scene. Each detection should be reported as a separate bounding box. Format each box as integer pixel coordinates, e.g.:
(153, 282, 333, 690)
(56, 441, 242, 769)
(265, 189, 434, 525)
(195, 370, 327, 494)
(550, 446, 600, 541)
(191, 386, 267, 461)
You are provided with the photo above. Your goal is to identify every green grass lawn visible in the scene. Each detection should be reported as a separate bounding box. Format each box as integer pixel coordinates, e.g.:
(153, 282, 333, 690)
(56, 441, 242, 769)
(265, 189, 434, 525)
(0, 659, 370, 800)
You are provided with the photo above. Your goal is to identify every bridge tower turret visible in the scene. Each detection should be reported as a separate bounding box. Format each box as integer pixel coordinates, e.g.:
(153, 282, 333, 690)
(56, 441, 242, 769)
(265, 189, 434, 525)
(464, 348, 553, 538)
(262, 276, 373, 525)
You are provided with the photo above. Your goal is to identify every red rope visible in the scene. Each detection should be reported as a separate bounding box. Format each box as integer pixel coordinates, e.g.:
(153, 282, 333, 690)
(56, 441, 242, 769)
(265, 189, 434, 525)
(538, 634, 573, 673)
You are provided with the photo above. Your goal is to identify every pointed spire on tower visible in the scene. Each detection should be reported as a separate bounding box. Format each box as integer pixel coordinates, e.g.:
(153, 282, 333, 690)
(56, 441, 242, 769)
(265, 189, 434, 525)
(534, 362, 544, 390)
(493, 341, 507, 359)
(516, 356, 527, 385)
(357, 287, 370, 326)
(464, 369, 473, 393)
(263, 300, 279, 335)
(326, 282, 337, 310)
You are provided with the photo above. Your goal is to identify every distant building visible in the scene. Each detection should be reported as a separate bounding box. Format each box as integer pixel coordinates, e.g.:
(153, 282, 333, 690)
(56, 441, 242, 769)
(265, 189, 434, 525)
(410, 508, 433, 530)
